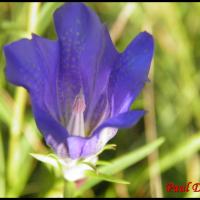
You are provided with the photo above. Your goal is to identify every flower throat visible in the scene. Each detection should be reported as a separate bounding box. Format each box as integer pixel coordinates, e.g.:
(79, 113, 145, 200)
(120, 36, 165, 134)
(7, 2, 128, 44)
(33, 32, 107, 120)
(67, 90, 86, 137)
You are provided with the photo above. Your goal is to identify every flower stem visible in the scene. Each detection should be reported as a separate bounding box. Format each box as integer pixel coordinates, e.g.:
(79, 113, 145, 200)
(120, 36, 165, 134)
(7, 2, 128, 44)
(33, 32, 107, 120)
(7, 88, 28, 194)
(143, 55, 163, 197)
(110, 3, 136, 44)
(7, 3, 40, 197)
(0, 131, 5, 197)
(63, 179, 76, 198)
(63, 178, 86, 197)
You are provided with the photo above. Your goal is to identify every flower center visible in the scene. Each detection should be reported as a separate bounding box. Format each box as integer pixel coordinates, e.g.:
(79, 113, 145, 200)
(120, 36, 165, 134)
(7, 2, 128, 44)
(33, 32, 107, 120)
(67, 90, 86, 137)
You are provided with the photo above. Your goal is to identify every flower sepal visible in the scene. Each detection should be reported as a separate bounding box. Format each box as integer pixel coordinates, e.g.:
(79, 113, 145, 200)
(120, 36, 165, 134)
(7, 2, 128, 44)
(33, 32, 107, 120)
(30, 153, 63, 177)
(96, 143, 117, 156)
(31, 152, 99, 182)
(30, 143, 122, 183)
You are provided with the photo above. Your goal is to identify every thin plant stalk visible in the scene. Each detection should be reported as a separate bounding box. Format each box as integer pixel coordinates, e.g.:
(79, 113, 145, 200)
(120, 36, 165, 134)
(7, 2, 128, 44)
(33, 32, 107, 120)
(7, 2, 40, 196)
(143, 44, 163, 197)
(0, 131, 5, 197)
(110, 3, 136, 44)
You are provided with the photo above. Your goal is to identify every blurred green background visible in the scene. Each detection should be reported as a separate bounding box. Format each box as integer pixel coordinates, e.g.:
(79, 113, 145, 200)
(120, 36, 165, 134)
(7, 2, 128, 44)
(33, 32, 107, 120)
(1, 2, 200, 198)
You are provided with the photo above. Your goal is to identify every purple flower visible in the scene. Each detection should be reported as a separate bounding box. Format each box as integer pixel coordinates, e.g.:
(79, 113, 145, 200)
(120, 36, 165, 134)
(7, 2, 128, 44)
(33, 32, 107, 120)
(4, 3, 154, 160)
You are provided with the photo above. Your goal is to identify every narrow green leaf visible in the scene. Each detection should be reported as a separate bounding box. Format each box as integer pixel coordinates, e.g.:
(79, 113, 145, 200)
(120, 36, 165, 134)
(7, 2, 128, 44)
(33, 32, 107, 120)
(74, 137, 165, 197)
(85, 171, 130, 185)
(160, 133, 200, 172)
(131, 133, 200, 192)
(0, 132, 5, 197)
(36, 2, 63, 35)
(0, 89, 13, 125)
(100, 138, 164, 175)
(6, 138, 34, 197)
(96, 160, 111, 166)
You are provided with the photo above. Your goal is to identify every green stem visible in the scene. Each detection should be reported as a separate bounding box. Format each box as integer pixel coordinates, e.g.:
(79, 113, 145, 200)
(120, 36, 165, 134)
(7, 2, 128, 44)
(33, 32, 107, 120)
(0, 131, 5, 197)
(63, 179, 76, 198)
(143, 62, 163, 198)
(7, 3, 40, 197)
(7, 88, 28, 193)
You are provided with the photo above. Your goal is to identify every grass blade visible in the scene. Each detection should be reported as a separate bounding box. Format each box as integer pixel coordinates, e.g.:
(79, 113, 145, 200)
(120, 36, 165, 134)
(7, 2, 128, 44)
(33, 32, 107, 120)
(74, 137, 165, 197)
